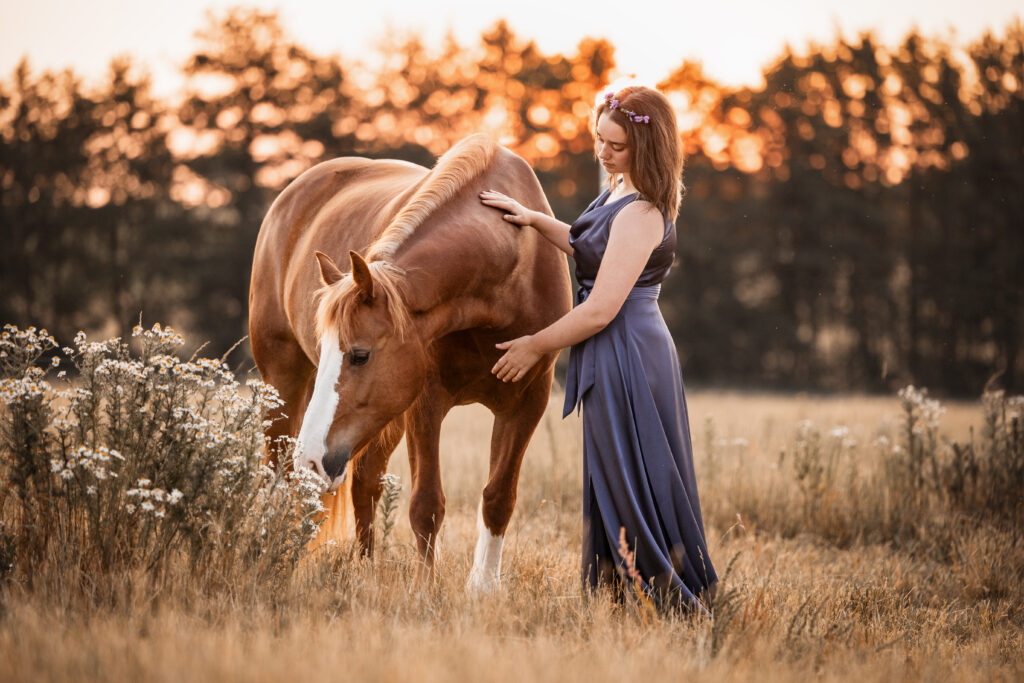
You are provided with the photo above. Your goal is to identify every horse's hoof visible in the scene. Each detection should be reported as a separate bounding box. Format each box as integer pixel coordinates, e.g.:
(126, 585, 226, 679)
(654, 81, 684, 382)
(465, 571, 501, 594)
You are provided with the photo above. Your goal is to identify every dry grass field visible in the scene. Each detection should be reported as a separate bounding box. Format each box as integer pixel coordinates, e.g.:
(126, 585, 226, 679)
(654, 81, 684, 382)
(3, 348, 1023, 683)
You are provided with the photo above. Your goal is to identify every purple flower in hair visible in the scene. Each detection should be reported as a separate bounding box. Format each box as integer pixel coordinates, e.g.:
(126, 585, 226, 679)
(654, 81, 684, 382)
(600, 90, 649, 122)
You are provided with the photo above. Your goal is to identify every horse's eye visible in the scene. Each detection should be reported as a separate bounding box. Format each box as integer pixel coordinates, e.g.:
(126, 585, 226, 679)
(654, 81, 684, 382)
(350, 350, 370, 366)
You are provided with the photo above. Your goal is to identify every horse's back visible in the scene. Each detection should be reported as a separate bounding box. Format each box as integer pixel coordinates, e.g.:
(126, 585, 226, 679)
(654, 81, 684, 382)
(250, 157, 427, 356)
(253, 157, 424, 291)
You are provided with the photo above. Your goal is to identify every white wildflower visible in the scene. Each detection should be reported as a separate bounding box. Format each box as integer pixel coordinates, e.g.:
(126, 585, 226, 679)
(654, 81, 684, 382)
(1009, 396, 1024, 421)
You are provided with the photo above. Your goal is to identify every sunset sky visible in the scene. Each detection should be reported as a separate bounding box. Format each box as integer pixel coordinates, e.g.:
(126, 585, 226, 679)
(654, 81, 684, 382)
(1, 0, 1020, 96)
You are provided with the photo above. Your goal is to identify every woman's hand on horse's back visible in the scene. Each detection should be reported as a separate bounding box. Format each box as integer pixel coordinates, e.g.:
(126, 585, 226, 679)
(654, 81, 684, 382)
(479, 190, 533, 227)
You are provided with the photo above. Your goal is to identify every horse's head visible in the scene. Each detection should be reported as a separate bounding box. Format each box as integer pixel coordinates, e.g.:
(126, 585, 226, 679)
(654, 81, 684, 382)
(295, 250, 425, 490)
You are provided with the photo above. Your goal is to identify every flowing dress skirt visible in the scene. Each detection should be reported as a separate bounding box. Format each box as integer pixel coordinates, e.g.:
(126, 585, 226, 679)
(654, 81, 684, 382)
(564, 284, 717, 612)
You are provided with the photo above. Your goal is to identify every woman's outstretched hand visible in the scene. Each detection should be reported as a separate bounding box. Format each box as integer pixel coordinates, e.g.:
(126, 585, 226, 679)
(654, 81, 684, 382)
(492, 335, 542, 382)
(479, 190, 533, 227)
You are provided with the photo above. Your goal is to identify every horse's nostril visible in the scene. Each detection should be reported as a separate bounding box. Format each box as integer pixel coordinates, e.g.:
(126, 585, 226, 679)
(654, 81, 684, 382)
(323, 448, 350, 481)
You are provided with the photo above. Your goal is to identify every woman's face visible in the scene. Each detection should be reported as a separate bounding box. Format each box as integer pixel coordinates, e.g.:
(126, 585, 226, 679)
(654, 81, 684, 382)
(595, 112, 630, 176)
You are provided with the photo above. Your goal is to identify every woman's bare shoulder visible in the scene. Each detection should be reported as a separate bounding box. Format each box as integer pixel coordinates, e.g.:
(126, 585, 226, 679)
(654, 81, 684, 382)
(611, 199, 664, 244)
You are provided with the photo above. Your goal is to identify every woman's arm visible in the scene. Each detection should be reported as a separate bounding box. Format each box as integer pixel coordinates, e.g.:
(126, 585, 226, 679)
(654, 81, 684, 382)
(492, 201, 666, 382)
(479, 190, 574, 256)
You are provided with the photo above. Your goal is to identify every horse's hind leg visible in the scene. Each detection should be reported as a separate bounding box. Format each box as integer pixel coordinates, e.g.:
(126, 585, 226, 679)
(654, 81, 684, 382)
(350, 417, 406, 556)
(468, 375, 551, 592)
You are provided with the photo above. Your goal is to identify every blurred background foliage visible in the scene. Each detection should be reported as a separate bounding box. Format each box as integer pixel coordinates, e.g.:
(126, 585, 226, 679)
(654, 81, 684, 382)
(1, 8, 1021, 395)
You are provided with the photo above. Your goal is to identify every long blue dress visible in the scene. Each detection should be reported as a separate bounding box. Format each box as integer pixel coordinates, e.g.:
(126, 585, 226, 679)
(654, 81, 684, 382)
(563, 187, 718, 614)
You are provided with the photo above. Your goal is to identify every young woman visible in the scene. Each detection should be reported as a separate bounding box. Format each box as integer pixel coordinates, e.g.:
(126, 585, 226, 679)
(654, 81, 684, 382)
(479, 86, 718, 613)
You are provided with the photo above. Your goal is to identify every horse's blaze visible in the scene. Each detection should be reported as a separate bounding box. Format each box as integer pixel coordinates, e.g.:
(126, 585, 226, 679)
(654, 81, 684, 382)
(295, 331, 346, 488)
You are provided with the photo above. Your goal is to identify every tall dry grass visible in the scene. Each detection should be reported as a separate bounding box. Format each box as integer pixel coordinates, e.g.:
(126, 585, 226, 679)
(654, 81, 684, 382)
(1, 325, 1022, 682)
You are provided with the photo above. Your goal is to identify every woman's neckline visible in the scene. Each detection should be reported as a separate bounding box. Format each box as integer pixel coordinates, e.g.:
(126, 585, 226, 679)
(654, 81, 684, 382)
(600, 187, 640, 207)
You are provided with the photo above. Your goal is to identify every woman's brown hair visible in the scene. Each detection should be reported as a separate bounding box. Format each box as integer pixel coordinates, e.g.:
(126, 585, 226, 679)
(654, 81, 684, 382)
(594, 86, 685, 220)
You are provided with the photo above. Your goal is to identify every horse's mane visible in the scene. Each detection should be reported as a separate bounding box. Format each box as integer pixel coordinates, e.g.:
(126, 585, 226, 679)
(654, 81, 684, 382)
(315, 134, 498, 346)
(366, 134, 497, 261)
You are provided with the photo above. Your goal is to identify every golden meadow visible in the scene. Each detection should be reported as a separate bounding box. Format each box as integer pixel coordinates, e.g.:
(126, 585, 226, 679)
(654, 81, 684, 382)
(1, 324, 1022, 682)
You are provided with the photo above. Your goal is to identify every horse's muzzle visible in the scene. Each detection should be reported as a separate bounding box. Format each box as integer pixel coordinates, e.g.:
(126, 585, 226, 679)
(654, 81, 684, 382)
(323, 447, 351, 483)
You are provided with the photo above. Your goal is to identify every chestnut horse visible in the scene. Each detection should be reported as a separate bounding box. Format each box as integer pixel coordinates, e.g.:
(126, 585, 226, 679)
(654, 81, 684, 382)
(248, 134, 571, 589)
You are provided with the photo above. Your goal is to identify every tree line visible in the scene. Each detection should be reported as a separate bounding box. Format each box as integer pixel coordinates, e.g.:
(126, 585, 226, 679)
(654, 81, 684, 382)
(1, 9, 1020, 394)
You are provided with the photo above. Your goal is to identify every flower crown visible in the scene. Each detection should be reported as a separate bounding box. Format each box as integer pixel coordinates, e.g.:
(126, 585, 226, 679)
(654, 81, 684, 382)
(603, 91, 650, 124)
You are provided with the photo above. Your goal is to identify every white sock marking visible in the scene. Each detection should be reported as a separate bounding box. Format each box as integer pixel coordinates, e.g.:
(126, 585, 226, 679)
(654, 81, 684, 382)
(467, 502, 504, 592)
(295, 331, 343, 478)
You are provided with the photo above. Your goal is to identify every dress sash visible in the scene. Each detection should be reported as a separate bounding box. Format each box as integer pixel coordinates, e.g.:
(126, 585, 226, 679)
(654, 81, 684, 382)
(562, 283, 662, 417)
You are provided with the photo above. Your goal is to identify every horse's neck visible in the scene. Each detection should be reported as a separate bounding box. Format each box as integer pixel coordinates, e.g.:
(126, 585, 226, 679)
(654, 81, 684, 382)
(394, 222, 523, 342)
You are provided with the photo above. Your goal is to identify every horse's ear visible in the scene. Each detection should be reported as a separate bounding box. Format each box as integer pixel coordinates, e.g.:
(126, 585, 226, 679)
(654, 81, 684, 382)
(315, 251, 345, 286)
(349, 250, 374, 300)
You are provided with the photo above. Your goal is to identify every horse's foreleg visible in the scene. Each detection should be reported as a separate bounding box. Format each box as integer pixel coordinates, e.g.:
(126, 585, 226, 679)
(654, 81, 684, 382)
(468, 375, 551, 592)
(250, 330, 315, 464)
(350, 417, 406, 556)
(405, 394, 451, 569)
